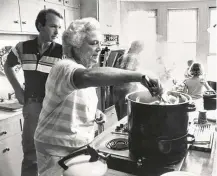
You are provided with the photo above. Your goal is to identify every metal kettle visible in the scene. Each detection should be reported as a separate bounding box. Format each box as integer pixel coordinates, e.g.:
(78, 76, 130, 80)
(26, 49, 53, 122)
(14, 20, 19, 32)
(58, 145, 108, 176)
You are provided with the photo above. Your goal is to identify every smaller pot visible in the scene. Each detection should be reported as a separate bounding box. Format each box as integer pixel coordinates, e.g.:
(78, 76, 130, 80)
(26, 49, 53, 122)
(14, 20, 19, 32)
(58, 145, 108, 176)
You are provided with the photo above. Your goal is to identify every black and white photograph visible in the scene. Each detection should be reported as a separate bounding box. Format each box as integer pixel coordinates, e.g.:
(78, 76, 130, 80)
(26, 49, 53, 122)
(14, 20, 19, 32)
(0, 0, 216, 176)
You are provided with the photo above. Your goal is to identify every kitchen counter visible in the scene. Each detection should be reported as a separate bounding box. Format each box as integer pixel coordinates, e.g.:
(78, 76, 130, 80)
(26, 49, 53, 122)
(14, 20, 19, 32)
(92, 111, 217, 176)
(0, 109, 22, 121)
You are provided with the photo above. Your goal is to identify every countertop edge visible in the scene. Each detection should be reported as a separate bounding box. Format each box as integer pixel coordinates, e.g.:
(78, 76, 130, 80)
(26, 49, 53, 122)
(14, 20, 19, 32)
(0, 109, 22, 121)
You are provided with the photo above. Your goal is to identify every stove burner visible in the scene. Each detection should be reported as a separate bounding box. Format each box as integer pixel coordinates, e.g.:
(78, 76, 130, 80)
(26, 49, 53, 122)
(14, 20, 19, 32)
(106, 138, 128, 150)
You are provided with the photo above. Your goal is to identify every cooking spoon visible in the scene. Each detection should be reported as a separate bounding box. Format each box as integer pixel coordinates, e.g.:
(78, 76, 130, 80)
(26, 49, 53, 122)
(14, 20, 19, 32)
(143, 75, 167, 103)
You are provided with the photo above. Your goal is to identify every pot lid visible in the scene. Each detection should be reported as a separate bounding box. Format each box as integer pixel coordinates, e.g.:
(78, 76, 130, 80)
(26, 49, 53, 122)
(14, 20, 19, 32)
(63, 154, 107, 176)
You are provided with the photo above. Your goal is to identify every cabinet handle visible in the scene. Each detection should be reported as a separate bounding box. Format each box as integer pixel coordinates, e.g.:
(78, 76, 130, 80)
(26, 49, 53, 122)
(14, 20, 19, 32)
(13, 20, 19, 24)
(0, 131, 7, 136)
(2, 148, 10, 153)
(22, 21, 26, 24)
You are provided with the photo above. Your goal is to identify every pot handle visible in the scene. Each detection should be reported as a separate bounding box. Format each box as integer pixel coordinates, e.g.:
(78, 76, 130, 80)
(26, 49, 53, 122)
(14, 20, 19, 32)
(187, 102, 196, 112)
(58, 145, 89, 170)
(186, 134, 195, 144)
(58, 145, 105, 170)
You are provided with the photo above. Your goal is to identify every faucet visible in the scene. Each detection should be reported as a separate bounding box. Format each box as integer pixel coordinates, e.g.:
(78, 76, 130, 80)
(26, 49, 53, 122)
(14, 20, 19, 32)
(8, 92, 15, 100)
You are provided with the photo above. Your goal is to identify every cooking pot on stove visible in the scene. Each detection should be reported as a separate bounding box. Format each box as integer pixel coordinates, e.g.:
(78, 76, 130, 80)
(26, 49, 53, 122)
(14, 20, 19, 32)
(126, 90, 196, 164)
(58, 145, 108, 176)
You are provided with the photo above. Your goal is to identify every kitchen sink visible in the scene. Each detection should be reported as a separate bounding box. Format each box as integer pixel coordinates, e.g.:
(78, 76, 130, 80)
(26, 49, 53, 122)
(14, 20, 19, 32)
(0, 99, 23, 111)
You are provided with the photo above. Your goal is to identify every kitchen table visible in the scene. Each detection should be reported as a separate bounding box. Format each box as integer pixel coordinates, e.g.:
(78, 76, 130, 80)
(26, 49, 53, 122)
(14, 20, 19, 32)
(95, 110, 217, 176)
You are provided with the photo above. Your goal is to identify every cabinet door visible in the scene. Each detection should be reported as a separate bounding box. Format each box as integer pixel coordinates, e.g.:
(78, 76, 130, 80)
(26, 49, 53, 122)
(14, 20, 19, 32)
(65, 8, 80, 28)
(19, 0, 44, 33)
(0, 115, 22, 141)
(64, 0, 80, 8)
(45, 0, 63, 5)
(45, 3, 65, 44)
(0, 0, 21, 32)
(98, 0, 119, 34)
(0, 134, 23, 176)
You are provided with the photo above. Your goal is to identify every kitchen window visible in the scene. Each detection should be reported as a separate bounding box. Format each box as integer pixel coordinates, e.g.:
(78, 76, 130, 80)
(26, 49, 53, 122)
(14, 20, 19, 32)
(208, 7, 216, 54)
(207, 7, 217, 81)
(124, 10, 157, 45)
(167, 9, 198, 80)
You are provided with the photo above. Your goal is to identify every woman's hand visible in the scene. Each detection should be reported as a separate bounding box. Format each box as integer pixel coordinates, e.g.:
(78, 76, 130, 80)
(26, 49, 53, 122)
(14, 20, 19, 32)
(141, 75, 163, 96)
(95, 109, 106, 124)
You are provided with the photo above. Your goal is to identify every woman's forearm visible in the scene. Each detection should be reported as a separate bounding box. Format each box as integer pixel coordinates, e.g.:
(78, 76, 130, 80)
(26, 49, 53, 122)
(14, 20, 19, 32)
(73, 67, 143, 89)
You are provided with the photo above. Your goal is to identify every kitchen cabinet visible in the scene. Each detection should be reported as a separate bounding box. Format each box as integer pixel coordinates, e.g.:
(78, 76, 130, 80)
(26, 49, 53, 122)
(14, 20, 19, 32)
(0, 0, 21, 32)
(64, 7, 80, 28)
(45, 2, 80, 31)
(64, 0, 80, 8)
(44, 2, 65, 28)
(0, 0, 80, 34)
(0, 0, 43, 34)
(45, 0, 64, 5)
(0, 113, 23, 176)
(98, 0, 120, 34)
(19, 0, 44, 33)
(80, 0, 120, 35)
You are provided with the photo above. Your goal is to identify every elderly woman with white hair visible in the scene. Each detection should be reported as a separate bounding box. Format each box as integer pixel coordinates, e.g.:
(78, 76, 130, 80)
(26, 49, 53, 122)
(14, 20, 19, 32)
(34, 17, 162, 176)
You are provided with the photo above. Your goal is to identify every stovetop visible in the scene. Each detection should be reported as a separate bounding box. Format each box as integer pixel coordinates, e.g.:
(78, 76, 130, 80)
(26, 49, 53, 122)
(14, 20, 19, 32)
(92, 117, 187, 176)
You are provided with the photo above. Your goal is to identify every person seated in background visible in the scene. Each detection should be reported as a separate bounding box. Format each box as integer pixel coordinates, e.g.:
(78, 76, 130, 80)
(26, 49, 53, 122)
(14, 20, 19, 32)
(182, 62, 215, 110)
(113, 40, 145, 120)
(34, 18, 162, 176)
(184, 59, 194, 78)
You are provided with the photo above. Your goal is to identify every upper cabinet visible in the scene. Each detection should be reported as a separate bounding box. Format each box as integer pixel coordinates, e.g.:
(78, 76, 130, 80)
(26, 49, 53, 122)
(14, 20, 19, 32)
(44, 2, 80, 30)
(45, 0, 80, 8)
(0, 0, 21, 32)
(44, 0, 64, 5)
(80, 0, 120, 35)
(65, 8, 80, 28)
(98, 0, 120, 35)
(0, 0, 43, 34)
(0, 0, 80, 34)
(19, 0, 44, 33)
(64, 0, 80, 8)
(44, 2, 65, 29)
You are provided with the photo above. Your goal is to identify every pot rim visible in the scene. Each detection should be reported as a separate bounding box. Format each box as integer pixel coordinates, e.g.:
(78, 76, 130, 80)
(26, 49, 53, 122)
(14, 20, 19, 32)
(125, 90, 192, 106)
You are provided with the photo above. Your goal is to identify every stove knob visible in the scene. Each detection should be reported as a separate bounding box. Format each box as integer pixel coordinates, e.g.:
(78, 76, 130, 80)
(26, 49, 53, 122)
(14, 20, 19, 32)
(115, 126, 121, 132)
(137, 159, 143, 168)
(120, 124, 124, 128)
(123, 127, 128, 132)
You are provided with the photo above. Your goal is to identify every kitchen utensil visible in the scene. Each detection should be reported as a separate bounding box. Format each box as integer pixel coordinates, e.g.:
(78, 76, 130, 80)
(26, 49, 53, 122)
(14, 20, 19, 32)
(193, 124, 212, 144)
(142, 75, 161, 97)
(58, 145, 108, 176)
(198, 110, 207, 124)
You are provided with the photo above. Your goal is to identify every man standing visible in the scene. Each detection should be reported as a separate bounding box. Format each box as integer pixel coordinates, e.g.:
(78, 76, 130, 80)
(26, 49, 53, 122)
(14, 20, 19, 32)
(4, 9, 63, 176)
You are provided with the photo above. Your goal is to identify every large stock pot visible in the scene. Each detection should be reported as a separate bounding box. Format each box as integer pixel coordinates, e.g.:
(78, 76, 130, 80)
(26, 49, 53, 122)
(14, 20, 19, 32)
(126, 90, 195, 164)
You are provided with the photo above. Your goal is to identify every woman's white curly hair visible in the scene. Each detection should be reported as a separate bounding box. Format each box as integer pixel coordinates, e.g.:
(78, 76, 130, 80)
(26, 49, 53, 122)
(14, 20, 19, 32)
(62, 17, 100, 57)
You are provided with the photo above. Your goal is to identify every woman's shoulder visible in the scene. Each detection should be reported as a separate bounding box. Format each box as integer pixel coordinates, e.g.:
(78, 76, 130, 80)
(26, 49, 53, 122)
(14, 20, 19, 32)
(56, 58, 84, 68)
